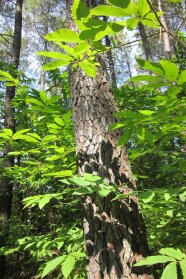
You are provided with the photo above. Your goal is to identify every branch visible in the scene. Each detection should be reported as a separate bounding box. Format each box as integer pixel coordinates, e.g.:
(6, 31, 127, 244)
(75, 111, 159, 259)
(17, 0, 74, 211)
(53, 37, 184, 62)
(146, 0, 186, 49)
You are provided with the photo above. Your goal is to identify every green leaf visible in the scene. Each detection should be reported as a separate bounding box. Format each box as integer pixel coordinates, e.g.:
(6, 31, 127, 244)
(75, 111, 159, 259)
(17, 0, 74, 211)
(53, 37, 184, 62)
(46, 155, 62, 161)
(74, 43, 90, 55)
(137, 128, 153, 143)
(0, 133, 10, 140)
(129, 75, 163, 82)
(145, 81, 170, 89)
(39, 196, 52, 209)
(7, 151, 22, 156)
(126, 18, 139, 29)
(90, 5, 132, 17)
(115, 110, 142, 119)
(12, 129, 30, 139)
(27, 133, 41, 140)
(141, 18, 159, 28)
(54, 118, 65, 126)
(98, 187, 112, 197)
(159, 248, 184, 261)
(41, 255, 65, 278)
(137, 59, 164, 75)
(61, 255, 75, 278)
(117, 129, 133, 146)
(177, 70, 186, 86)
(164, 188, 180, 201)
(109, 122, 125, 130)
(138, 110, 155, 116)
(45, 29, 80, 43)
(45, 170, 73, 177)
(72, 0, 90, 20)
(62, 176, 92, 186)
(55, 147, 65, 154)
(161, 262, 177, 279)
(71, 251, 85, 258)
(4, 129, 13, 137)
(84, 173, 103, 183)
(139, 191, 155, 203)
(137, 0, 150, 17)
(12, 135, 39, 143)
(42, 135, 57, 143)
(79, 59, 97, 77)
(42, 60, 70, 71)
(180, 259, 186, 279)
(107, 0, 130, 9)
(135, 255, 175, 266)
(160, 60, 179, 82)
(57, 44, 75, 55)
(39, 90, 47, 104)
(73, 187, 95, 195)
(72, 0, 90, 30)
(37, 51, 73, 61)
(27, 98, 45, 107)
(0, 70, 19, 85)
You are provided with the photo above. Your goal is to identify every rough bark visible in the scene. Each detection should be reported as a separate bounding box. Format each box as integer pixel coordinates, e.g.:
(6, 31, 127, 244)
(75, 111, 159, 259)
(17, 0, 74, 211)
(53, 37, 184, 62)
(138, 22, 153, 61)
(158, 0, 171, 60)
(67, 1, 153, 278)
(0, 0, 23, 277)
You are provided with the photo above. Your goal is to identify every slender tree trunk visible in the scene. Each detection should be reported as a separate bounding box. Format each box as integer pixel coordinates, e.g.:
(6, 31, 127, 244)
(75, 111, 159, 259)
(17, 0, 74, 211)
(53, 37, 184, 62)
(0, 0, 23, 277)
(105, 35, 117, 86)
(138, 22, 153, 61)
(67, 1, 153, 278)
(158, 0, 171, 60)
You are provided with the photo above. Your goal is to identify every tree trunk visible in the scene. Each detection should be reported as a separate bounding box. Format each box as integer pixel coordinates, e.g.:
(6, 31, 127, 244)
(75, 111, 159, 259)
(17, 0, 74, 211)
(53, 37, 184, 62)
(138, 22, 153, 61)
(0, 0, 23, 277)
(67, 1, 153, 278)
(105, 35, 117, 86)
(157, 0, 171, 60)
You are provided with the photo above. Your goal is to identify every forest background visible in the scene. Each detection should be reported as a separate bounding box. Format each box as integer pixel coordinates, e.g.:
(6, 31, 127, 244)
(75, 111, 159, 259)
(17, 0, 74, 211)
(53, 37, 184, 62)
(0, 0, 185, 278)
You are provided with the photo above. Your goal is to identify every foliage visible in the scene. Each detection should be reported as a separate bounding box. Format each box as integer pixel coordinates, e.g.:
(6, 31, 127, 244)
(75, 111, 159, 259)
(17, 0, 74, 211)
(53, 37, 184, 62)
(0, 0, 186, 278)
(135, 248, 186, 279)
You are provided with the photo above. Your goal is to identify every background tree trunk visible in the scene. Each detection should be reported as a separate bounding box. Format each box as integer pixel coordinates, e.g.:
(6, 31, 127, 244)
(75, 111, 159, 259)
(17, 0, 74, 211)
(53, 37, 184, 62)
(157, 0, 171, 60)
(138, 22, 153, 61)
(67, 1, 153, 278)
(0, 0, 23, 277)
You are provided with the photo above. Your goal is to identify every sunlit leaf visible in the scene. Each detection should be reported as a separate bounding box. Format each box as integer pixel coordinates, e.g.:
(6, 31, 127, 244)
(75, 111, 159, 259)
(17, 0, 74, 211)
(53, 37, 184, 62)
(42, 256, 65, 278)
(161, 262, 177, 279)
(61, 255, 76, 278)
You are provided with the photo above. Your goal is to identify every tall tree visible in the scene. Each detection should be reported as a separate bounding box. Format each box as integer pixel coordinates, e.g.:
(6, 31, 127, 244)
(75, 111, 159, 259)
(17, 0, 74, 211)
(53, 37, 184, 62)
(67, 1, 152, 278)
(0, 0, 23, 277)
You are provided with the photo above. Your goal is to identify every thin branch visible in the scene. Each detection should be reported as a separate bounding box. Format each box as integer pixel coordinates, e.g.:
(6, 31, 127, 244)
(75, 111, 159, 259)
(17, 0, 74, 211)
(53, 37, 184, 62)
(146, 0, 186, 49)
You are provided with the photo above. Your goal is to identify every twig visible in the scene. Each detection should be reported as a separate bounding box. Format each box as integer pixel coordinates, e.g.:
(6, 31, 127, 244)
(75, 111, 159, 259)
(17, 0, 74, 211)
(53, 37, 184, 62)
(146, 0, 186, 49)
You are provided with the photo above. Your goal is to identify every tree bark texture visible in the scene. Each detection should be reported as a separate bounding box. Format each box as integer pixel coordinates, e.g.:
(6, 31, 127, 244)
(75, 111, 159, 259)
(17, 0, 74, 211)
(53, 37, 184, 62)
(67, 1, 153, 278)
(0, 0, 23, 277)
(138, 22, 153, 61)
